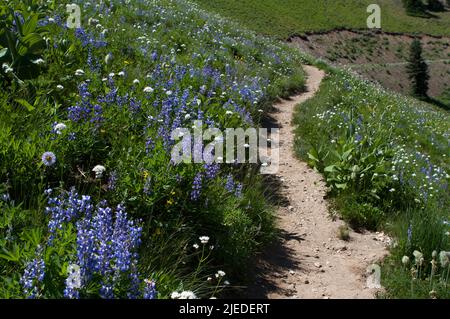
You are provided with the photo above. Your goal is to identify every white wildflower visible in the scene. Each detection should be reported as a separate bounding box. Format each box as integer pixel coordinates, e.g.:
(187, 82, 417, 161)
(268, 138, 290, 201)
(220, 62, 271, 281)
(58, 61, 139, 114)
(179, 291, 197, 299)
(32, 58, 45, 65)
(170, 291, 181, 299)
(2, 63, 13, 73)
(66, 264, 81, 289)
(143, 86, 154, 93)
(401, 256, 410, 265)
(54, 123, 67, 134)
(199, 236, 209, 244)
(92, 165, 106, 179)
(75, 69, 85, 76)
(439, 251, 449, 267)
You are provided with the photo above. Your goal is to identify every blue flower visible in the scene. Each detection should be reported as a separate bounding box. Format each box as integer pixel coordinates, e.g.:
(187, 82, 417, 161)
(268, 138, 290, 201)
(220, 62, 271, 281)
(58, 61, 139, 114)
(191, 172, 203, 201)
(41, 152, 56, 166)
(143, 280, 157, 299)
(20, 246, 45, 298)
(407, 224, 413, 244)
(225, 174, 234, 193)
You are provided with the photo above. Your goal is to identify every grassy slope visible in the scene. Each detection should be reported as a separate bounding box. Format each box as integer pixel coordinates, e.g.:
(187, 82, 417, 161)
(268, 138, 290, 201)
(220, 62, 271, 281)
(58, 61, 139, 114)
(193, 0, 450, 38)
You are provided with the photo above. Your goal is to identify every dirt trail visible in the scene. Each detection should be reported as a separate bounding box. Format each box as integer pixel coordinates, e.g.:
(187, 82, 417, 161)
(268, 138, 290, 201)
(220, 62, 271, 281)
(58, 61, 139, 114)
(248, 65, 390, 299)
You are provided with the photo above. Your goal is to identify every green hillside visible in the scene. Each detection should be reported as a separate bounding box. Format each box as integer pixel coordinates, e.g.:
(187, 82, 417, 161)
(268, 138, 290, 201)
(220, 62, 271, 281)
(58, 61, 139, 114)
(193, 0, 450, 38)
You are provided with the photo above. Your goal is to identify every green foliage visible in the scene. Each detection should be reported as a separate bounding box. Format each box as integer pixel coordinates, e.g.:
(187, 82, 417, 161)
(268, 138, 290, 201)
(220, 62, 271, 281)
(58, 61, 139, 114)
(0, 2, 50, 81)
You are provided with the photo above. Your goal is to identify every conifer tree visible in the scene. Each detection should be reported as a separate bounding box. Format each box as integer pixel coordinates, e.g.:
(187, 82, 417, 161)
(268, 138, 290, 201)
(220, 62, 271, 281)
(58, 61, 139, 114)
(406, 39, 430, 98)
(402, 0, 426, 15)
(428, 0, 444, 11)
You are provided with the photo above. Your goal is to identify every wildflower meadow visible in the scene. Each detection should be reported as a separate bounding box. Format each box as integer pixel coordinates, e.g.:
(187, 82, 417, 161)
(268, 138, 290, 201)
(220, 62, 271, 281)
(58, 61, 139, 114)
(0, 0, 305, 299)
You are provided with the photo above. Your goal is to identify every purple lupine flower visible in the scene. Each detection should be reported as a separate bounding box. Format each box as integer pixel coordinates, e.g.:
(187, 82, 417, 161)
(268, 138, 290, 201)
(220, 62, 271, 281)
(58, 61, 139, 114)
(191, 172, 203, 201)
(225, 174, 235, 193)
(204, 163, 220, 180)
(145, 138, 155, 154)
(127, 261, 141, 299)
(46, 189, 93, 244)
(143, 177, 152, 195)
(143, 280, 157, 299)
(20, 246, 45, 298)
(407, 224, 412, 244)
(92, 206, 114, 276)
(235, 183, 243, 198)
(112, 205, 142, 272)
(107, 171, 118, 191)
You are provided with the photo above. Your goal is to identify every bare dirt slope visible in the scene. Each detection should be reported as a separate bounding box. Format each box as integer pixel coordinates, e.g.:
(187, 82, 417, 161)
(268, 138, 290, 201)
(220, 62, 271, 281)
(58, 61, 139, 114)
(247, 65, 390, 299)
(289, 31, 450, 98)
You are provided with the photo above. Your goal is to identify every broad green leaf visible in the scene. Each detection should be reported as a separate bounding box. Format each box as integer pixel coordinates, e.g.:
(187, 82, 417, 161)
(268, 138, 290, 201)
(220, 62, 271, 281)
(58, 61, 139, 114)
(17, 33, 44, 56)
(0, 47, 8, 59)
(307, 151, 319, 162)
(15, 98, 35, 111)
(22, 14, 38, 35)
(324, 165, 336, 173)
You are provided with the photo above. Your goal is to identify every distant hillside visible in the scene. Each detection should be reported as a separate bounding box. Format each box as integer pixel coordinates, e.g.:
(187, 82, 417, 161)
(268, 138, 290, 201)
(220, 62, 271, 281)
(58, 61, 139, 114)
(193, 0, 450, 38)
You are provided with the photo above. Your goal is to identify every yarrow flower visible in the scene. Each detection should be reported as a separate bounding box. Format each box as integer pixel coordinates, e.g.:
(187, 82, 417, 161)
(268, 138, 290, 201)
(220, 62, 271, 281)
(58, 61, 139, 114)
(199, 236, 209, 244)
(41, 152, 56, 166)
(92, 165, 106, 179)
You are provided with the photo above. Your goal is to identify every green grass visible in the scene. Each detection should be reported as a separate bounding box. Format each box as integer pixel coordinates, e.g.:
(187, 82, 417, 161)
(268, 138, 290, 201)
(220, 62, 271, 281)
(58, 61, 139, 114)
(193, 0, 450, 38)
